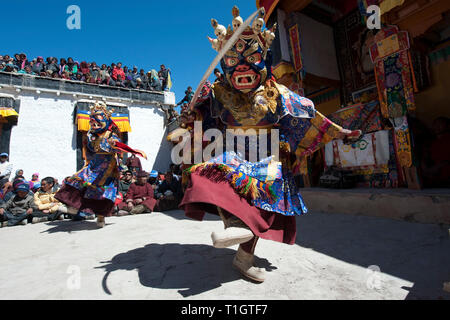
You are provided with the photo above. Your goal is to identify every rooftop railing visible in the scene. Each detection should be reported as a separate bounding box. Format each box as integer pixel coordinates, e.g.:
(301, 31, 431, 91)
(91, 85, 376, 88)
(0, 71, 167, 104)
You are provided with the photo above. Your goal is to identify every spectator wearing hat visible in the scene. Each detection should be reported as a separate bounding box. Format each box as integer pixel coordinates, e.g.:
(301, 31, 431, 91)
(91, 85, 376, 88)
(117, 171, 156, 216)
(0, 180, 37, 227)
(0, 153, 13, 189)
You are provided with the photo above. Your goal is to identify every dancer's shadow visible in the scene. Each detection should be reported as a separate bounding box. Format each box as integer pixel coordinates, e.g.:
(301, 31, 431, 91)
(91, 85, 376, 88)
(158, 209, 221, 222)
(96, 243, 276, 297)
(41, 220, 113, 234)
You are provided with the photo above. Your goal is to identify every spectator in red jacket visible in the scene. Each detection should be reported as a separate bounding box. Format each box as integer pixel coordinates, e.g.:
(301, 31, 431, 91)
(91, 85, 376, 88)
(112, 62, 125, 81)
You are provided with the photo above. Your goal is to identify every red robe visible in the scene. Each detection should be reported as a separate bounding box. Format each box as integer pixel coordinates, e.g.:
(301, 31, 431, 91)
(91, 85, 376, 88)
(123, 182, 157, 212)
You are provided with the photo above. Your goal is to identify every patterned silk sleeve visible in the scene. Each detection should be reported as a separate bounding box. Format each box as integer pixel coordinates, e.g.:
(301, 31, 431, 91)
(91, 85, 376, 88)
(279, 110, 344, 175)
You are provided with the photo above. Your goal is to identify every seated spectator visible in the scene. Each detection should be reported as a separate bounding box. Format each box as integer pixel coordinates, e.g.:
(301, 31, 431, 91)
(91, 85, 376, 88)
(118, 170, 133, 196)
(67, 57, 78, 76)
(80, 61, 90, 77)
(112, 62, 125, 82)
(170, 164, 182, 181)
(45, 57, 59, 77)
(18, 65, 34, 75)
(59, 58, 69, 76)
(148, 69, 162, 91)
(90, 62, 101, 83)
(115, 74, 125, 87)
(52, 178, 61, 192)
(148, 170, 159, 190)
(154, 172, 183, 211)
(14, 53, 27, 71)
(2, 54, 11, 64)
(2, 175, 28, 205)
(31, 182, 41, 193)
(31, 177, 69, 223)
(0, 153, 13, 188)
(0, 180, 37, 227)
(100, 64, 113, 85)
(29, 172, 39, 189)
(129, 66, 139, 88)
(74, 72, 85, 82)
(61, 71, 71, 80)
(117, 171, 157, 216)
(11, 169, 24, 182)
(3, 62, 18, 73)
(31, 56, 46, 76)
(139, 69, 149, 89)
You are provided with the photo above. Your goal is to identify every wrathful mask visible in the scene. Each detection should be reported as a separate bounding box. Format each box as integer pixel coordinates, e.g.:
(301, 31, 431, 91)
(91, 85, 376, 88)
(208, 6, 277, 94)
(89, 101, 113, 133)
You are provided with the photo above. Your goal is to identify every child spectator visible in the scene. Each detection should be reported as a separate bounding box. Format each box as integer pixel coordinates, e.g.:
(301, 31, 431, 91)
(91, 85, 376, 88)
(29, 172, 39, 189)
(0, 180, 37, 226)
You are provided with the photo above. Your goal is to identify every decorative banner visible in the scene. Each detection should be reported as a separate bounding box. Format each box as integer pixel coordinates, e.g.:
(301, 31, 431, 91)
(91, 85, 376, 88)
(0, 107, 19, 118)
(392, 116, 412, 168)
(289, 24, 303, 72)
(370, 26, 416, 118)
(76, 110, 132, 132)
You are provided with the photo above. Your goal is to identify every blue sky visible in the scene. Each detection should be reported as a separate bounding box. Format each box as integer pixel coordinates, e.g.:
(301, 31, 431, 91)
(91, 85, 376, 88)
(0, 0, 258, 109)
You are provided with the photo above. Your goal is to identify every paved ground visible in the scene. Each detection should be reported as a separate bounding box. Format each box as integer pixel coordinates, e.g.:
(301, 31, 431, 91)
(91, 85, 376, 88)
(0, 210, 449, 300)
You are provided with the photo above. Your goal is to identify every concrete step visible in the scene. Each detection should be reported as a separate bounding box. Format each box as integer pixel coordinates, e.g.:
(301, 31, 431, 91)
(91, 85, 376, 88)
(301, 188, 450, 225)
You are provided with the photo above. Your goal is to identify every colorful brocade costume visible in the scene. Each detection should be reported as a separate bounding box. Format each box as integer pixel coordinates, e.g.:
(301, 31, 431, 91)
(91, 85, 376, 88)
(177, 6, 361, 282)
(55, 101, 146, 227)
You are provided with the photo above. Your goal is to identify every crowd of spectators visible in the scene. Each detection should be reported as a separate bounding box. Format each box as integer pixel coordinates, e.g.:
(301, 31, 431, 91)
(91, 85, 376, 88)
(0, 152, 183, 227)
(0, 53, 172, 91)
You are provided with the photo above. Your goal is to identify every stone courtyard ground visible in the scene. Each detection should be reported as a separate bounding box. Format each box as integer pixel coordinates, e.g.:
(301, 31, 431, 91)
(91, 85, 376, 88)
(0, 209, 449, 300)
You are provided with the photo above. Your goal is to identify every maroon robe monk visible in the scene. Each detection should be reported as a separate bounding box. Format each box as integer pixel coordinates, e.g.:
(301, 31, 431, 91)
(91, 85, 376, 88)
(118, 171, 156, 214)
(125, 182, 157, 211)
